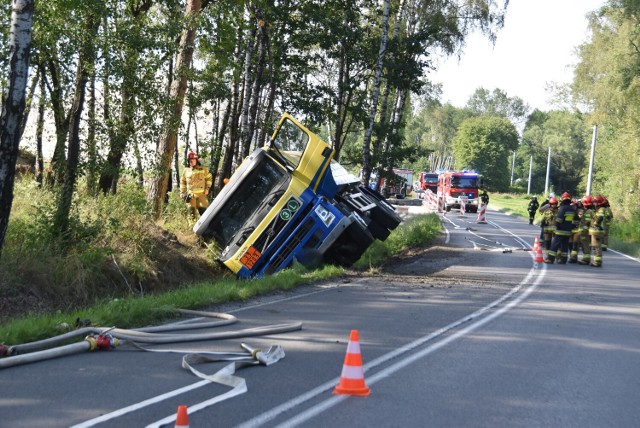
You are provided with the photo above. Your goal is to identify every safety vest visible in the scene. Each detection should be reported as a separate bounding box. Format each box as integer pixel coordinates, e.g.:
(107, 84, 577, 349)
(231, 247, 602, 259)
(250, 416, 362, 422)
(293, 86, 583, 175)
(579, 207, 593, 232)
(555, 203, 576, 237)
(589, 207, 605, 236)
(180, 165, 213, 195)
(542, 207, 557, 233)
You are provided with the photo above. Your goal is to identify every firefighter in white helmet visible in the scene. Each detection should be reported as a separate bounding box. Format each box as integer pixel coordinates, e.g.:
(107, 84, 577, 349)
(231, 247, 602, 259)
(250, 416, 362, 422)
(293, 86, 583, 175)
(180, 151, 213, 218)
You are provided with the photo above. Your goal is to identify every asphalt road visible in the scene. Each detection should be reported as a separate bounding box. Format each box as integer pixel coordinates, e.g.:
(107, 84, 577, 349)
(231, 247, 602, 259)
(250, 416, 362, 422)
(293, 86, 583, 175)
(2, 208, 639, 427)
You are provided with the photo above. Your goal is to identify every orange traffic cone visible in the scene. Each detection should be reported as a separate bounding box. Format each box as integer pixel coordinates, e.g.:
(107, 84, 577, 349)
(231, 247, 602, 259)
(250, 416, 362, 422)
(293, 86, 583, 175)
(175, 405, 189, 428)
(333, 330, 371, 397)
(534, 237, 544, 263)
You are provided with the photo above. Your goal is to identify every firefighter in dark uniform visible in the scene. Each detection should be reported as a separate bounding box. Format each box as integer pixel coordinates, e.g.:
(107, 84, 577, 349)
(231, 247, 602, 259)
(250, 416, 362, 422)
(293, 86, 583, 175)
(545, 192, 577, 264)
(589, 195, 606, 267)
(573, 195, 594, 265)
(527, 196, 539, 225)
(480, 190, 489, 206)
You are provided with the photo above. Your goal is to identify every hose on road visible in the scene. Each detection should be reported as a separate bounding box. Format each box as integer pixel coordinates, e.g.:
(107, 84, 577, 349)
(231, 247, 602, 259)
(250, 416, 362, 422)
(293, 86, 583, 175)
(0, 309, 302, 369)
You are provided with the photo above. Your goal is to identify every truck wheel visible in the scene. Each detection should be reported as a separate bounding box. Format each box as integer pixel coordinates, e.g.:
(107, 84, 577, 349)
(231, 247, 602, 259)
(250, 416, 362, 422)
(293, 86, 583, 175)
(366, 218, 391, 241)
(370, 203, 401, 230)
(445, 204, 451, 212)
(324, 220, 374, 267)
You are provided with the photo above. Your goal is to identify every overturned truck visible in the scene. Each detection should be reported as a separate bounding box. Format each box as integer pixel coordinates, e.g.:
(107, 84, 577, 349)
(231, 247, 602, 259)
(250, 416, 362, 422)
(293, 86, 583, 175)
(193, 113, 402, 278)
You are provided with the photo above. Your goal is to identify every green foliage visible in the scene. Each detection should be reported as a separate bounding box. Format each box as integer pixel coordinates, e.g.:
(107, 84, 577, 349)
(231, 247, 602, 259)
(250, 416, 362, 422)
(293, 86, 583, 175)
(0, 213, 439, 345)
(572, 2, 640, 220)
(354, 213, 441, 268)
(452, 115, 519, 191)
(466, 87, 530, 128)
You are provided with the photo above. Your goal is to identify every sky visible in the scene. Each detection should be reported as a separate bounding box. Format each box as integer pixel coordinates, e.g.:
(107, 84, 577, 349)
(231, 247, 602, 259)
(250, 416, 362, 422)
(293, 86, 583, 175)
(430, 0, 608, 111)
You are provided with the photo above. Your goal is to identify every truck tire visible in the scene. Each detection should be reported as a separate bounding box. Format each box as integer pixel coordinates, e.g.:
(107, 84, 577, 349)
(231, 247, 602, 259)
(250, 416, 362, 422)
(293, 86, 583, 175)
(366, 218, 391, 241)
(324, 219, 374, 267)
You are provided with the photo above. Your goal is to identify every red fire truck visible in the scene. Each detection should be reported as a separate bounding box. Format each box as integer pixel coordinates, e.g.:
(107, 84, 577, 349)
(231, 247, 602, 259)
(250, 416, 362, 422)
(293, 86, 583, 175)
(437, 171, 483, 213)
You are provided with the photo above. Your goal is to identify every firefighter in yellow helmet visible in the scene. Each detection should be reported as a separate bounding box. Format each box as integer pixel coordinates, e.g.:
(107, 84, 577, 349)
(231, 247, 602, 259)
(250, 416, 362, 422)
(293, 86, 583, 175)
(180, 151, 213, 218)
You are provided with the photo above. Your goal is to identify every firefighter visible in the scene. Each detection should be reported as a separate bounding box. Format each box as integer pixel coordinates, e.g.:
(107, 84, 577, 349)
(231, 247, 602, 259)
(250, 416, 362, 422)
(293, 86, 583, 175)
(568, 198, 583, 263)
(527, 196, 539, 225)
(574, 195, 595, 265)
(480, 190, 489, 206)
(588, 194, 606, 267)
(545, 192, 576, 264)
(540, 196, 558, 256)
(180, 151, 213, 218)
(602, 197, 613, 251)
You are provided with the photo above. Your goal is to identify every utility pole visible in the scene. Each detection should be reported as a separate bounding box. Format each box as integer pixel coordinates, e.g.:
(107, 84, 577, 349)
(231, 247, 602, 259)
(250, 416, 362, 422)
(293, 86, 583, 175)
(544, 146, 551, 196)
(510, 151, 516, 187)
(527, 155, 533, 195)
(586, 125, 597, 195)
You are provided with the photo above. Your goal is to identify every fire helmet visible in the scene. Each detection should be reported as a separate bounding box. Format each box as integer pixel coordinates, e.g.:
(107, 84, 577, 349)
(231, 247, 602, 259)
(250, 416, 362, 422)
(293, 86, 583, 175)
(582, 195, 593, 206)
(549, 197, 558, 205)
(593, 195, 605, 205)
(561, 192, 571, 201)
(187, 151, 198, 160)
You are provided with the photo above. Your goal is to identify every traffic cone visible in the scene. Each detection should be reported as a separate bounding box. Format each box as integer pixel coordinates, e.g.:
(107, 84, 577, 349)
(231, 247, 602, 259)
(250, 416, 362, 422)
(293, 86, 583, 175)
(175, 405, 189, 428)
(333, 330, 371, 397)
(534, 237, 544, 263)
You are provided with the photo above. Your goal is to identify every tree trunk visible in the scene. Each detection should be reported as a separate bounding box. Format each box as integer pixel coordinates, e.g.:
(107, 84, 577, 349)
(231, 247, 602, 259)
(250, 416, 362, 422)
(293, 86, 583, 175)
(18, 69, 38, 141)
(247, 12, 269, 153)
(240, 20, 256, 159)
(0, 0, 34, 256)
(212, 99, 231, 193)
(53, 11, 100, 238)
(86, 69, 98, 195)
(45, 54, 70, 186)
(98, 48, 139, 195)
(35, 65, 46, 186)
(361, 0, 390, 189)
(146, 0, 202, 219)
(372, 0, 404, 168)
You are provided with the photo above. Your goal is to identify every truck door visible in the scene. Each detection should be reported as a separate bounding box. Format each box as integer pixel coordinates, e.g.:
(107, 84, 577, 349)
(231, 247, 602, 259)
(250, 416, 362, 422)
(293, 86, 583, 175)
(270, 113, 334, 192)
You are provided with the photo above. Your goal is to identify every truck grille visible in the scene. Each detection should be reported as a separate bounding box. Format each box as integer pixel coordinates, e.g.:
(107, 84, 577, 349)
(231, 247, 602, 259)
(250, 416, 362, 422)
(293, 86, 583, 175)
(251, 199, 314, 275)
(265, 217, 315, 274)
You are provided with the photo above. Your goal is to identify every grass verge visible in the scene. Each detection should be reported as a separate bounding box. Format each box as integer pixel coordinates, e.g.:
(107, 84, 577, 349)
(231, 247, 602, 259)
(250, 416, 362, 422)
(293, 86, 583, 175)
(0, 213, 442, 346)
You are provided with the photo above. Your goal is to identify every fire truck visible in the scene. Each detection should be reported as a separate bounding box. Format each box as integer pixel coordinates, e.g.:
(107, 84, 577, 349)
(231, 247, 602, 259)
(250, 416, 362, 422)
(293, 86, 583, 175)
(437, 171, 483, 213)
(379, 168, 413, 198)
(193, 113, 402, 278)
(417, 172, 439, 193)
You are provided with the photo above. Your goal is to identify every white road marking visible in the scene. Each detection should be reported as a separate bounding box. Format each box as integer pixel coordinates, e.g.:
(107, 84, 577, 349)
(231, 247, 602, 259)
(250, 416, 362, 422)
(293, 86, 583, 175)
(238, 234, 547, 427)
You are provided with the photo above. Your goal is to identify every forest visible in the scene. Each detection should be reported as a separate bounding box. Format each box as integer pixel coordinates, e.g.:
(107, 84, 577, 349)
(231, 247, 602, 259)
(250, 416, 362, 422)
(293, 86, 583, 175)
(0, 1, 639, 315)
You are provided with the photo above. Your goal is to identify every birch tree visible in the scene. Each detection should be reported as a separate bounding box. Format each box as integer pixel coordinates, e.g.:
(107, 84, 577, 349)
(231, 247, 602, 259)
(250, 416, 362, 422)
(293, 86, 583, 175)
(0, 0, 34, 256)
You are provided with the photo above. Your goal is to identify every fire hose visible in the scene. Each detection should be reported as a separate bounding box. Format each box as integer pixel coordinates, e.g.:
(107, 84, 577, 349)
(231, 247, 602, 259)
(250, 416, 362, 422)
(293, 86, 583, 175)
(2, 309, 301, 426)
(0, 309, 302, 369)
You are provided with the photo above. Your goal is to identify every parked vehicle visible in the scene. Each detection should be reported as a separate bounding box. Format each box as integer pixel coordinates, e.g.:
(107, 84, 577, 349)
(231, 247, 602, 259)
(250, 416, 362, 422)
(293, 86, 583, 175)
(418, 172, 439, 193)
(193, 113, 402, 278)
(437, 170, 483, 213)
(380, 168, 413, 198)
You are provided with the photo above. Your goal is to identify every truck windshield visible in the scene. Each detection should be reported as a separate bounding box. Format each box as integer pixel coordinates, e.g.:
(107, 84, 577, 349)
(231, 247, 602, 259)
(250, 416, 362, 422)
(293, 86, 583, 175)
(210, 156, 289, 247)
(451, 177, 477, 188)
(270, 118, 309, 169)
(424, 175, 438, 184)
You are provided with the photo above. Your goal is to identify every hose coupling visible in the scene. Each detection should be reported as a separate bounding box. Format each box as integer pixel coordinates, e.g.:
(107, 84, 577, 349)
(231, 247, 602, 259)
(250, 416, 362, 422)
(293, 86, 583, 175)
(85, 334, 119, 351)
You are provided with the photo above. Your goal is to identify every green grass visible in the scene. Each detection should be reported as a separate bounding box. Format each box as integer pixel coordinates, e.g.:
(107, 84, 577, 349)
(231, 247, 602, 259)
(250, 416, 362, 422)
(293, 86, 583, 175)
(0, 213, 442, 346)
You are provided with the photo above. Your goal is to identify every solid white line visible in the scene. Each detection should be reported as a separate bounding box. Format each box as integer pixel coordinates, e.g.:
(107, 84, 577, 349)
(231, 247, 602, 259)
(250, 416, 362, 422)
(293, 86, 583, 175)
(70, 380, 211, 428)
(238, 255, 547, 427)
